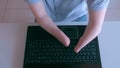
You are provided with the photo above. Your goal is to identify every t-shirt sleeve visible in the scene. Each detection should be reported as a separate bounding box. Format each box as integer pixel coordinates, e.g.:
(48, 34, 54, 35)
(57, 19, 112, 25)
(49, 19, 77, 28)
(87, 0, 110, 10)
(25, 0, 42, 4)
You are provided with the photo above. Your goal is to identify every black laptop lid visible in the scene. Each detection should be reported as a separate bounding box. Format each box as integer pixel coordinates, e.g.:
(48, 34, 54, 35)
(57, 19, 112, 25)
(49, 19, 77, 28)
(23, 25, 102, 68)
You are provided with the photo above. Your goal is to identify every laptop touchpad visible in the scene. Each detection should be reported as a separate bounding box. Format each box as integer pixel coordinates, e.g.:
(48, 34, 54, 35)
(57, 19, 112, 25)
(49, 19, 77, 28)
(61, 27, 79, 39)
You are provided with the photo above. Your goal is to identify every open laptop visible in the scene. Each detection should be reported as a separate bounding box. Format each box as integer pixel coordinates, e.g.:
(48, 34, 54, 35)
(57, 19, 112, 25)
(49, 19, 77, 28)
(23, 25, 102, 68)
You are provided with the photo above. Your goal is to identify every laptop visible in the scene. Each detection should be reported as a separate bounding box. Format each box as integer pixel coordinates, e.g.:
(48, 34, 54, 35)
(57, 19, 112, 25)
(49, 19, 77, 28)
(23, 25, 102, 68)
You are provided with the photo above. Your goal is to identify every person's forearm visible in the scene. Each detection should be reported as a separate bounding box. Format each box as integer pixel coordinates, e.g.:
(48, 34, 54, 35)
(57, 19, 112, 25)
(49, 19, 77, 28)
(75, 21, 102, 52)
(36, 15, 70, 46)
(74, 8, 107, 53)
(27, 2, 70, 46)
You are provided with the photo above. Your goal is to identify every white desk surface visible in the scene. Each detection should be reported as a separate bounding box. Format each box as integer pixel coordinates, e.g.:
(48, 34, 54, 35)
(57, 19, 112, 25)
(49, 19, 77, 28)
(0, 21, 120, 68)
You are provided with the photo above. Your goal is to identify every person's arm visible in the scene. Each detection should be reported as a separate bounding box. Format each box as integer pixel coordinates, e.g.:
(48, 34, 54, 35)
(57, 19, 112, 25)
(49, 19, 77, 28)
(27, 2, 70, 46)
(74, 7, 107, 53)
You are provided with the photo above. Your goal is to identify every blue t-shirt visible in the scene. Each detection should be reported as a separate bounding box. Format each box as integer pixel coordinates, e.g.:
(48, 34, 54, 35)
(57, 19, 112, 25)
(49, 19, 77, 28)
(25, 0, 109, 22)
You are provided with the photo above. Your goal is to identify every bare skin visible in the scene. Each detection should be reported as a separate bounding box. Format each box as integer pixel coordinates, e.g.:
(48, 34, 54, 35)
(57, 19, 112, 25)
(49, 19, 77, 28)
(27, 1, 107, 53)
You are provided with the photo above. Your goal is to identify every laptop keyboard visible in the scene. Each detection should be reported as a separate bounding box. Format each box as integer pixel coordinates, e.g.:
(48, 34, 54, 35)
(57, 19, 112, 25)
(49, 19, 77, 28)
(24, 38, 101, 64)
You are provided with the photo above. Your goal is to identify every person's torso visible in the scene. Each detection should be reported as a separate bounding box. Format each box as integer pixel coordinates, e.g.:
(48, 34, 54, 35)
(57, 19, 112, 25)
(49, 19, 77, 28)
(43, 0, 87, 22)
